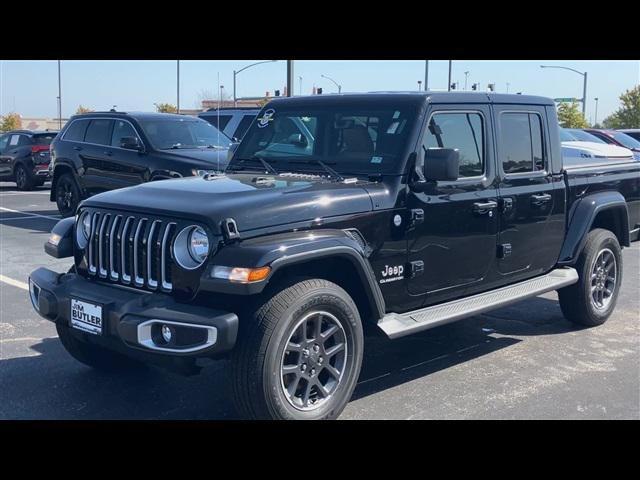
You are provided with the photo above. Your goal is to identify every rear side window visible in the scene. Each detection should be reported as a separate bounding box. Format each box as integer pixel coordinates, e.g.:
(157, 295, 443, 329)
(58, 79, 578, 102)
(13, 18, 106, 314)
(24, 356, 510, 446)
(17, 135, 32, 146)
(32, 134, 56, 145)
(233, 115, 256, 140)
(500, 112, 545, 174)
(64, 120, 90, 142)
(111, 120, 139, 147)
(85, 119, 114, 145)
(203, 114, 232, 131)
(423, 112, 484, 177)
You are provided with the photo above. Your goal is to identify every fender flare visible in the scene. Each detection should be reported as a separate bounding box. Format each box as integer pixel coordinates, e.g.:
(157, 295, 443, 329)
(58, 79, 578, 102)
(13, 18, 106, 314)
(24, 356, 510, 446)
(199, 229, 386, 321)
(558, 191, 630, 265)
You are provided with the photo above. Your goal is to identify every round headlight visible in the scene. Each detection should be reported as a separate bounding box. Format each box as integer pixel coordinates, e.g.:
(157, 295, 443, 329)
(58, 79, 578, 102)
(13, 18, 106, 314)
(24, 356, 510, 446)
(173, 225, 210, 270)
(188, 227, 209, 263)
(76, 211, 91, 248)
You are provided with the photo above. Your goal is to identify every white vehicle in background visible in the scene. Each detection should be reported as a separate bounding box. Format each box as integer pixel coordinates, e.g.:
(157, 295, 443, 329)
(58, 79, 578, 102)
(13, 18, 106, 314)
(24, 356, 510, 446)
(560, 128, 634, 166)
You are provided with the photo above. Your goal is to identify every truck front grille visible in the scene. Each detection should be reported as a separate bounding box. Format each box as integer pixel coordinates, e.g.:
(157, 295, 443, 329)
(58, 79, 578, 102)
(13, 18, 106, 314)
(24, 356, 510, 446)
(85, 211, 176, 292)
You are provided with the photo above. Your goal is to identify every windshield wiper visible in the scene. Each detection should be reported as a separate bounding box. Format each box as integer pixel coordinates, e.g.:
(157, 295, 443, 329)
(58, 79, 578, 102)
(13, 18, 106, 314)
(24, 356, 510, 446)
(301, 159, 344, 182)
(232, 157, 279, 175)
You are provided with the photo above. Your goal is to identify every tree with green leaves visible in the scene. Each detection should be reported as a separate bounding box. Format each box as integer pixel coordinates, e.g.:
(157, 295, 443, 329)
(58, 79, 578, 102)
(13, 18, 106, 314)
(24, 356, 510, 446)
(557, 101, 589, 128)
(602, 85, 640, 129)
(155, 103, 178, 113)
(0, 112, 22, 132)
(76, 105, 94, 114)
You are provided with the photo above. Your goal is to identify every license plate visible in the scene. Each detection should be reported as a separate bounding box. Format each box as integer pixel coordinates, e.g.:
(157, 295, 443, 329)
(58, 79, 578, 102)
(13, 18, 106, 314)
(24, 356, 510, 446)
(70, 298, 103, 335)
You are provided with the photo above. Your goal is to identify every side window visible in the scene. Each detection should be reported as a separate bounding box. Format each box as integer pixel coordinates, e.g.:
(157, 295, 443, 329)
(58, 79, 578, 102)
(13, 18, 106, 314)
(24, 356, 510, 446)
(233, 115, 256, 140)
(500, 112, 545, 174)
(203, 115, 232, 131)
(0, 135, 9, 151)
(64, 120, 90, 142)
(423, 112, 484, 178)
(85, 119, 114, 145)
(9, 134, 21, 147)
(111, 120, 139, 147)
(18, 135, 32, 146)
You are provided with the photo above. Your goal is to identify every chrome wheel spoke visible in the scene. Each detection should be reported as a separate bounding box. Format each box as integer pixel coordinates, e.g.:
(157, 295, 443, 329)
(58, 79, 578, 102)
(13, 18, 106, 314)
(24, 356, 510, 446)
(325, 343, 345, 358)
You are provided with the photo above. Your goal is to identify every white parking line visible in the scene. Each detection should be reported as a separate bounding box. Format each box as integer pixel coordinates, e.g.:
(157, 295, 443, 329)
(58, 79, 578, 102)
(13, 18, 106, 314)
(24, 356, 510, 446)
(0, 191, 51, 196)
(0, 207, 60, 221)
(0, 274, 29, 291)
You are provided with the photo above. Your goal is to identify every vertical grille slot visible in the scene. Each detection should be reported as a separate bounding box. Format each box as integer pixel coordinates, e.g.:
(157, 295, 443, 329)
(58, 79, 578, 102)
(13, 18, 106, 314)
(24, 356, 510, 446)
(120, 216, 134, 284)
(133, 218, 148, 287)
(161, 222, 176, 292)
(109, 215, 122, 281)
(88, 212, 100, 275)
(146, 220, 162, 289)
(98, 214, 111, 278)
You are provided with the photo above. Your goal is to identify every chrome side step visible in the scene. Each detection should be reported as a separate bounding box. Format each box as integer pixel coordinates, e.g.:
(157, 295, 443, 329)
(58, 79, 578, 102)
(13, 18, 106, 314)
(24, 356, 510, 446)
(378, 268, 578, 339)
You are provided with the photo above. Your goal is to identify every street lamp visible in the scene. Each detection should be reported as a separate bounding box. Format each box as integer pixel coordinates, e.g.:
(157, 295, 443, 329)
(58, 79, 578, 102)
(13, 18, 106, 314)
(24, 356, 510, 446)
(417, 80, 422, 91)
(464, 71, 469, 91)
(594, 97, 599, 125)
(299, 76, 303, 96)
(321, 74, 342, 94)
(540, 65, 588, 116)
(57, 60, 62, 129)
(233, 60, 277, 107)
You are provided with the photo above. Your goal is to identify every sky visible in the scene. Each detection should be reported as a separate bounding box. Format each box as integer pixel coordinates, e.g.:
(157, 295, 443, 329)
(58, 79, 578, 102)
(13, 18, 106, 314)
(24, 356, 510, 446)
(1, 60, 638, 125)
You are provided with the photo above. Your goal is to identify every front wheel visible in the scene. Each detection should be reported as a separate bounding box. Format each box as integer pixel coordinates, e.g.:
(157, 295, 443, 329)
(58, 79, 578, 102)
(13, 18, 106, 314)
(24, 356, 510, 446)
(558, 228, 622, 327)
(15, 164, 34, 191)
(55, 173, 81, 217)
(231, 279, 364, 420)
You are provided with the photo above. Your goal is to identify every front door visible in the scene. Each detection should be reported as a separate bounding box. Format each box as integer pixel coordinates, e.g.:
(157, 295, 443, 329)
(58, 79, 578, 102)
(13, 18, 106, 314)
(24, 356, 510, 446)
(494, 106, 557, 279)
(407, 105, 499, 306)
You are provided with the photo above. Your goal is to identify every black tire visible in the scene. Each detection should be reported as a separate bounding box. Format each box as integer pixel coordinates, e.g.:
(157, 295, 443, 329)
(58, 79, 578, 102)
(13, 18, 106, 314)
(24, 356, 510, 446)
(15, 164, 34, 191)
(558, 228, 622, 327)
(231, 278, 364, 420)
(34, 178, 46, 187)
(55, 173, 81, 218)
(56, 322, 144, 372)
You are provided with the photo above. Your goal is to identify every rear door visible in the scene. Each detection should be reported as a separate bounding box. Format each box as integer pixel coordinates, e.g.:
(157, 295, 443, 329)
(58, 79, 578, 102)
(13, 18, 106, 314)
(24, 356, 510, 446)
(81, 119, 115, 195)
(494, 106, 559, 279)
(103, 119, 148, 188)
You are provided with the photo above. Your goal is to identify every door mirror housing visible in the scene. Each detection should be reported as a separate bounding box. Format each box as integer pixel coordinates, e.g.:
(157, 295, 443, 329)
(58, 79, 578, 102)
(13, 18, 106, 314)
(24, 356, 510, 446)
(424, 148, 459, 182)
(120, 136, 143, 151)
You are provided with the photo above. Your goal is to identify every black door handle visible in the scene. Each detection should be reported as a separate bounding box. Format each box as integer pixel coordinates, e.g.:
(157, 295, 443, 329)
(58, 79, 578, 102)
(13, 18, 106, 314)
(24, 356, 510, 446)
(103, 151, 113, 156)
(531, 193, 552, 205)
(73, 146, 83, 151)
(473, 200, 498, 213)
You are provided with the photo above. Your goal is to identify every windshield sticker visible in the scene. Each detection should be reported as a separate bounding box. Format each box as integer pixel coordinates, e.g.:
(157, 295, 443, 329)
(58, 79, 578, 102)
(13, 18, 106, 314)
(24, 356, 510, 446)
(370, 156, 383, 164)
(386, 122, 400, 134)
(257, 109, 275, 128)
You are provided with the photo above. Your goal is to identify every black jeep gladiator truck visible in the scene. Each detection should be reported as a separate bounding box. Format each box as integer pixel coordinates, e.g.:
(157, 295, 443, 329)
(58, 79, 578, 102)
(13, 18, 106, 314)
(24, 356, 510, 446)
(29, 93, 640, 420)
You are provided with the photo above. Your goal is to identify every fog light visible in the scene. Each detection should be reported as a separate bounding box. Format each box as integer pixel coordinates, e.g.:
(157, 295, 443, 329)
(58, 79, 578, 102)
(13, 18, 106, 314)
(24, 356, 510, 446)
(161, 324, 173, 343)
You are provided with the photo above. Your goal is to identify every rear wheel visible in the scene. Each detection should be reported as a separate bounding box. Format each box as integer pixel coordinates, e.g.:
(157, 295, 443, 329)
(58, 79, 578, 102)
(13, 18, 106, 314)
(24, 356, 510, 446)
(56, 323, 144, 372)
(55, 173, 81, 217)
(15, 164, 34, 191)
(558, 228, 622, 327)
(231, 278, 364, 420)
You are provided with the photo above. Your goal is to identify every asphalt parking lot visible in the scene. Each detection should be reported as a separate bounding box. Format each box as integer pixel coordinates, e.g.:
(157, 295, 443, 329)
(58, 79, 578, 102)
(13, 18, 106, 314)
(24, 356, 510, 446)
(0, 180, 638, 420)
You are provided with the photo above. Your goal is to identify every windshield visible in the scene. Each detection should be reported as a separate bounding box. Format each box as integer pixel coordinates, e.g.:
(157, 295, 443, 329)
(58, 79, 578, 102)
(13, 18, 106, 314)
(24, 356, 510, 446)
(566, 129, 606, 143)
(611, 131, 640, 149)
(560, 129, 577, 142)
(138, 118, 229, 150)
(231, 103, 419, 175)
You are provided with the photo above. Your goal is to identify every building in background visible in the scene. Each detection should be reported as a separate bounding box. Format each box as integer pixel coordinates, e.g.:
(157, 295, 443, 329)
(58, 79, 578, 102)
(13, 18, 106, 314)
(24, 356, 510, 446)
(19, 117, 69, 130)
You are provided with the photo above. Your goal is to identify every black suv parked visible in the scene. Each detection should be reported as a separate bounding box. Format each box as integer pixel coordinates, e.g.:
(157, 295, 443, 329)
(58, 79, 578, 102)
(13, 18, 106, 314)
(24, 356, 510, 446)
(199, 107, 259, 141)
(49, 111, 230, 217)
(0, 129, 57, 190)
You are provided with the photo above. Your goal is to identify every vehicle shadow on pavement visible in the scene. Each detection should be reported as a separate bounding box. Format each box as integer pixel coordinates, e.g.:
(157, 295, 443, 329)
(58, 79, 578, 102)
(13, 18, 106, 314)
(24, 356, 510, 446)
(0, 185, 50, 193)
(0, 212, 60, 234)
(0, 297, 579, 419)
(352, 296, 580, 402)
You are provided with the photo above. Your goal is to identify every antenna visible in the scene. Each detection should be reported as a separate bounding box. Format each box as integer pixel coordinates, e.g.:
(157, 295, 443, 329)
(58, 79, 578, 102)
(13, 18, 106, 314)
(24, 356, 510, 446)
(217, 72, 221, 173)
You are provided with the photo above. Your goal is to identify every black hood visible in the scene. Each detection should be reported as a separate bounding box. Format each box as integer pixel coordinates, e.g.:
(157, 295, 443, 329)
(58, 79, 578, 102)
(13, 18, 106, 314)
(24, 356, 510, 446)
(82, 173, 374, 234)
(163, 147, 229, 167)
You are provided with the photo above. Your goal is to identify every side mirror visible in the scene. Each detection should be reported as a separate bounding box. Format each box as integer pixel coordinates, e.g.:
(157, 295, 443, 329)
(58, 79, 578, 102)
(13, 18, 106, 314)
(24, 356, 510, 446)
(424, 148, 459, 181)
(287, 133, 308, 147)
(120, 136, 143, 151)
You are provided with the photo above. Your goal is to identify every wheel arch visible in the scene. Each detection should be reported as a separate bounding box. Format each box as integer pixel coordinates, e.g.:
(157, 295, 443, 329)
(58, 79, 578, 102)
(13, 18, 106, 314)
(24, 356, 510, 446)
(50, 161, 82, 201)
(558, 191, 630, 265)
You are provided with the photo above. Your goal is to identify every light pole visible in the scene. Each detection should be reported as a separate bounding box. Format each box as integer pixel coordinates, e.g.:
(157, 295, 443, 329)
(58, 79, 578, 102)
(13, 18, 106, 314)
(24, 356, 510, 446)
(299, 76, 303, 96)
(424, 60, 429, 91)
(594, 97, 599, 125)
(219, 85, 225, 108)
(506, 82, 510, 94)
(448, 60, 453, 91)
(321, 74, 341, 93)
(540, 65, 588, 116)
(57, 60, 62, 129)
(417, 80, 422, 91)
(176, 60, 180, 114)
(233, 60, 277, 107)
(464, 71, 469, 91)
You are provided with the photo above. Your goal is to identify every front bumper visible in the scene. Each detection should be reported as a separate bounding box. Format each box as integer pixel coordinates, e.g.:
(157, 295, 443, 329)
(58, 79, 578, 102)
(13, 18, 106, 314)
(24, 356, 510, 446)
(29, 267, 239, 369)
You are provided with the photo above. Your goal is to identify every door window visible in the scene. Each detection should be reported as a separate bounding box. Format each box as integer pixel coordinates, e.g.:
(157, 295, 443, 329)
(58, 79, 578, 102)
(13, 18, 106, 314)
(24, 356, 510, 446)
(111, 120, 139, 147)
(85, 119, 114, 145)
(499, 113, 545, 174)
(422, 112, 484, 178)
(0, 135, 9, 151)
(233, 115, 256, 140)
(64, 119, 90, 142)
(203, 114, 232, 131)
